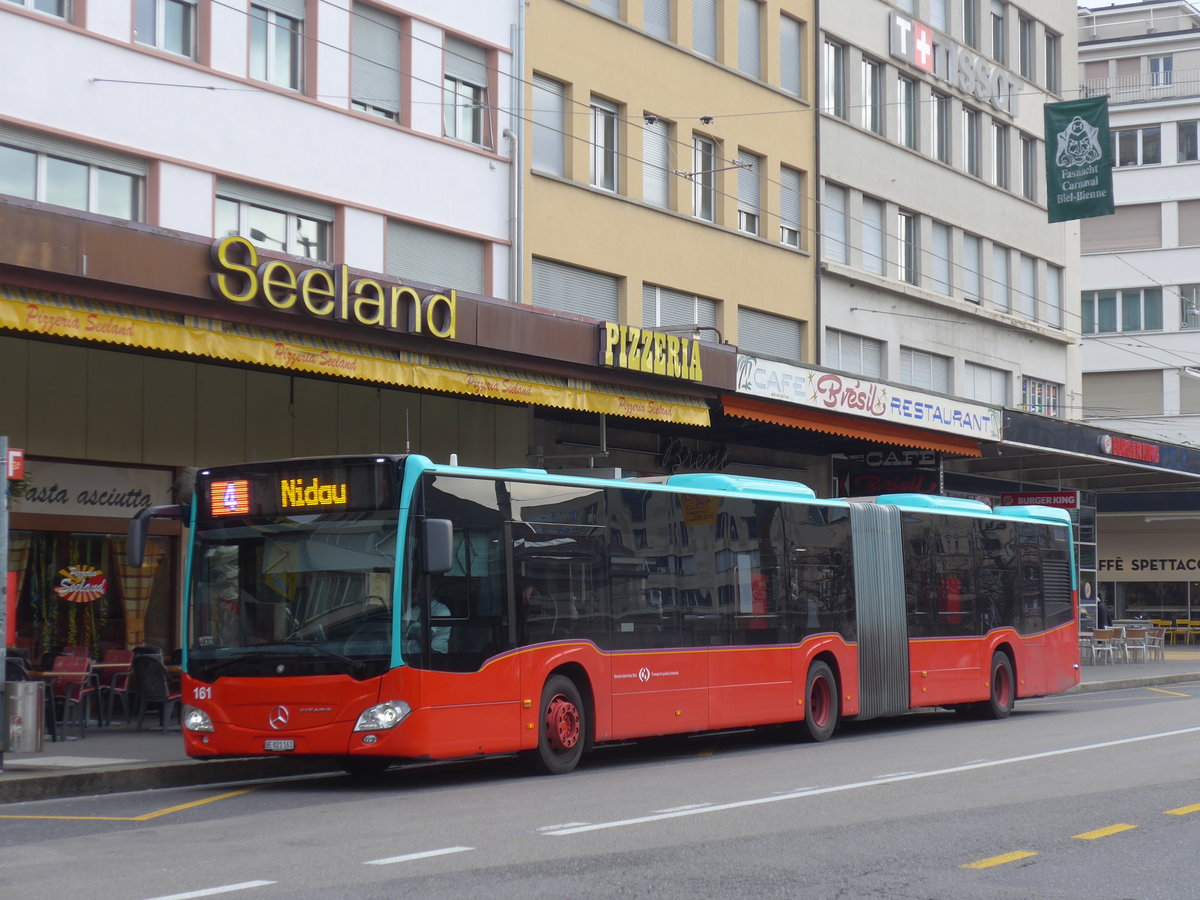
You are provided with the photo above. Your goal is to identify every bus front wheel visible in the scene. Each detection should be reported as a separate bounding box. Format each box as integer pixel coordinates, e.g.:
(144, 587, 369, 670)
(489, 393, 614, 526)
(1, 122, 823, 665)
(802, 661, 838, 742)
(983, 652, 1015, 719)
(526, 675, 586, 775)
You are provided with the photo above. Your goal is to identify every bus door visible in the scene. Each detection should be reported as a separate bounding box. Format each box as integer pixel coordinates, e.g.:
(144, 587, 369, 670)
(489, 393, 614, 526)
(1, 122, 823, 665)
(414, 474, 521, 758)
(849, 502, 910, 719)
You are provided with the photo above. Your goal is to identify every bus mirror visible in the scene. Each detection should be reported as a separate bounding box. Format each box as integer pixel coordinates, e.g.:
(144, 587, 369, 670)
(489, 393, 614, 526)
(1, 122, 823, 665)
(128, 504, 188, 567)
(422, 518, 454, 574)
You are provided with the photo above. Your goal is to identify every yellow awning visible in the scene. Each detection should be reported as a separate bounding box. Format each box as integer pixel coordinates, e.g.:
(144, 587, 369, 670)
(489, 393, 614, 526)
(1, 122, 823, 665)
(0, 287, 710, 426)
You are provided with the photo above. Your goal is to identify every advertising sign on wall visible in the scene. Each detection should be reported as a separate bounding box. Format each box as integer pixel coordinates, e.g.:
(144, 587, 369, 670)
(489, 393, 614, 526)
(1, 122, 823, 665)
(737, 356, 1001, 441)
(1044, 96, 1114, 223)
(14, 461, 172, 518)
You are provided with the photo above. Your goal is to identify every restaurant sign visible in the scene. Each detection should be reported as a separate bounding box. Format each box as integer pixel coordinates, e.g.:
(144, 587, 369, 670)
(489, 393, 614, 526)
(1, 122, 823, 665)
(14, 461, 172, 518)
(210, 237, 457, 340)
(599, 322, 704, 382)
(999, 491, 1080, 509)
(737, 356, 1001, 441)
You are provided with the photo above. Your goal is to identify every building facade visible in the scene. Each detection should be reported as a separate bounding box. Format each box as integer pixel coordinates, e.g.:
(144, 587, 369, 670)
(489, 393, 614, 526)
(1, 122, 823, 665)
(0, 0, 732, 658)
(818, 0, 1080, 441)
(1077, 0, 1200, 621)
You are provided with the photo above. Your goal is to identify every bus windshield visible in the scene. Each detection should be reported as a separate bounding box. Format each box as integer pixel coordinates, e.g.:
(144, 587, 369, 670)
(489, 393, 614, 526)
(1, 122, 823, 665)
(187, 512, 398, 681)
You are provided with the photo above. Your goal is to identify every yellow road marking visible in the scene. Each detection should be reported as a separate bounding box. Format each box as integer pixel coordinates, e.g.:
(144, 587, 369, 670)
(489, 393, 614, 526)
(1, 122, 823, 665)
(0, 788, 254, 821)
(1147, 687, 1191, 697)
(961, 851, 1038, 869)
(1166, 802, 1200, 816)
(1074, 823, 1137, 840)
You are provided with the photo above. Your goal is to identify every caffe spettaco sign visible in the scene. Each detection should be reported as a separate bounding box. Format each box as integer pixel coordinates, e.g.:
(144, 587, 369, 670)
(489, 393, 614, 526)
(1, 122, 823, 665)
(737, 356, 1002, 442)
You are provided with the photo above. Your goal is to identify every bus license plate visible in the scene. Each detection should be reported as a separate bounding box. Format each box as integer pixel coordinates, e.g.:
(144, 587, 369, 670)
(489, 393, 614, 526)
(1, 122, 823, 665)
(264, 739, 295, 752)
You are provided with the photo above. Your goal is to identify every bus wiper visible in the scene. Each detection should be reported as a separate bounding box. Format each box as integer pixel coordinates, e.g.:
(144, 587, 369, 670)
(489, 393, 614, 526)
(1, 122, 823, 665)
(277, 639, 367, 674)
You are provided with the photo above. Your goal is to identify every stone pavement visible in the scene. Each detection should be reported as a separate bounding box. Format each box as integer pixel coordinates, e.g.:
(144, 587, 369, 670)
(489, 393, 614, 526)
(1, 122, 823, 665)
(3, 648, 1199, 804)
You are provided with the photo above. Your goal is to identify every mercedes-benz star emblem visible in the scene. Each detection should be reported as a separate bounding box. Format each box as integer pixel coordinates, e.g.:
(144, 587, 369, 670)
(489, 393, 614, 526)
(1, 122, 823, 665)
(268, 706, 290, 730)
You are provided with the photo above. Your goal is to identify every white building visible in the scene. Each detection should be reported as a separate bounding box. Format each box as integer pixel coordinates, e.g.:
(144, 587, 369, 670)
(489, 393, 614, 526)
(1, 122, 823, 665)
(1078, 0, 1200, 446)
(0, 1, 516, 289)
(818, 0, 1081, 427)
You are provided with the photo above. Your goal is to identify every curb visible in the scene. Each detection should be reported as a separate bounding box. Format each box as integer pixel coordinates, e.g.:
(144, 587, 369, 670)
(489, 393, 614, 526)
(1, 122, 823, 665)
(0, 757, 339, 804)
(1068, 672, 1200, 695)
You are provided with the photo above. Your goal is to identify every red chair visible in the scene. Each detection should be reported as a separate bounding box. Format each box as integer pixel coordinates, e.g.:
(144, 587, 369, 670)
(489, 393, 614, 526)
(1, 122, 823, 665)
(49, 655, 97, 738)
(61, 645, 90, 657)
(98, 649, 134, 725)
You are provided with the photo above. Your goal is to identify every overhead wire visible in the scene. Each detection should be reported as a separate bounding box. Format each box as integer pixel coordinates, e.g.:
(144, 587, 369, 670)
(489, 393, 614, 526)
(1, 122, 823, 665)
(84, 0, 1200, 418)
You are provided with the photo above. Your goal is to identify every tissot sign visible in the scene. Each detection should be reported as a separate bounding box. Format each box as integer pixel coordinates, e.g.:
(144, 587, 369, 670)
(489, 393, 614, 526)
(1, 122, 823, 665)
(889, 13, 1018, 117)
(737, 356, 1001, 441)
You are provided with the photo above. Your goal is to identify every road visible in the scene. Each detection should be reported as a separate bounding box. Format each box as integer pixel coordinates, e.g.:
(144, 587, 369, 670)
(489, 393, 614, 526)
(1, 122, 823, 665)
(2, 683, 1198, 900)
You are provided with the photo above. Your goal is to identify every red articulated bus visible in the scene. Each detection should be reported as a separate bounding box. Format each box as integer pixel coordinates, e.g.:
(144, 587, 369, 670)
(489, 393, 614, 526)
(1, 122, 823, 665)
(128, 454, 1079, 776)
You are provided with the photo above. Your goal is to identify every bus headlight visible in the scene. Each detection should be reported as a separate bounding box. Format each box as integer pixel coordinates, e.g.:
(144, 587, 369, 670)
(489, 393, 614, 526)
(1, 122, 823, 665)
(353, 700, 412, 732)
(182, 705, 214, 733)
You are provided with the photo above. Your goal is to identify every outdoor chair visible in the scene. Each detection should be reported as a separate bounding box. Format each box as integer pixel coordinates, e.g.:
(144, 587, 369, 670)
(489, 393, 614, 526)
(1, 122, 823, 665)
(49, 654, 97, 739)
(1145, 626, 1166, 662)
(1090, 628, 1115, 664)
(1123, 628, 1148, 663)
(133, 654, 181, 732)
(98, 649, 134, 725)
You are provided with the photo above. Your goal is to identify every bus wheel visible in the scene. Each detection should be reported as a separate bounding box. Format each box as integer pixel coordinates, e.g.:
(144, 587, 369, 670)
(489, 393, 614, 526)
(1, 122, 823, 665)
(983, 652, 1015, 720)
(802, 661, 838, 742)
(338, 756, 392, 779)
(527, 675, 586, 775)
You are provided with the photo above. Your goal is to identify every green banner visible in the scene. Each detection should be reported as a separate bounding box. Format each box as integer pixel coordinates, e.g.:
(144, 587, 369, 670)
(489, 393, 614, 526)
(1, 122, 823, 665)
(1044, 96, 1114, 223)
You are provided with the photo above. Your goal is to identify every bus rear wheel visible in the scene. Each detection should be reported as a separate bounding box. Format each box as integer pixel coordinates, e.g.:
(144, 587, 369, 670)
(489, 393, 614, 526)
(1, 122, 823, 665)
(525, 675, 586, 775)
(802, 661, 838, 742)
(982, 652, 1015, 719)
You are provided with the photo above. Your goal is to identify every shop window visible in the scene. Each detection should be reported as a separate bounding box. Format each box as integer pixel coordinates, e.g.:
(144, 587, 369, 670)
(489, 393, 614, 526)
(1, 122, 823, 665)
(7, 532, 174, 660)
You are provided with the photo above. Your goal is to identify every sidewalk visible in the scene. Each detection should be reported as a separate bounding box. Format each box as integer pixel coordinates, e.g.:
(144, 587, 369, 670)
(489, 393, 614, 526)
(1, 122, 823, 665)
(4, 648, 1199, 804)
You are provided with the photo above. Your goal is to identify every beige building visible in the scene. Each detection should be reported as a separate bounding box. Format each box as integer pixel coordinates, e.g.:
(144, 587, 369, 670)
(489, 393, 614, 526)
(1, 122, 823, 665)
(521, 0, 819, 475)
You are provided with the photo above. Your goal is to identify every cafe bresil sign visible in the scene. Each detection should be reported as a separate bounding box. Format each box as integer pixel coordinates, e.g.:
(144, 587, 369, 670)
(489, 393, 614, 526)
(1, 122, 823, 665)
(737, 356, 1001, 441)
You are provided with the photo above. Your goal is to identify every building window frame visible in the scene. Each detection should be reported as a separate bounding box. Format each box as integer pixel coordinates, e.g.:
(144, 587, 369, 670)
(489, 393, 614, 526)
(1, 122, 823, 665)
(898, 210, 918, 285)
(1150, 55, 1173, 87)
(1082, 288, 1163, 334)
(1022, 376, 1061, 418)
(823, 39, 847, 118)
(134, 0, 197, 58)
(1045, 32, 1061, 93)
(1020, 133, 1037, 201)
(962, 0, 979, 49)
(249, 3, 304, 92)
(861, 57, 884, 135)
(963, 107, 980, 176)
(1018, 14, 1034, 80)
(1179, 121, 1199, 163)
(4, 0, 70, 17)
(590, 97, 620, 192)
(932, 91, 951, 163)
(737, 150, 761, 235)
(215, 186, 331, 261)
(0, 132, 145, 221)
(898, 75, 918, 150)
(693, 134, 717, 221)
(990, 0, 1006, 65)
(779, 165, 804, 248)
(1114, 126, 1162, 167)
(991, 122, 1009, 188)
(825, 328, 884, 378)
(900, 346, 951, 393)
(444, 37, 492, 148)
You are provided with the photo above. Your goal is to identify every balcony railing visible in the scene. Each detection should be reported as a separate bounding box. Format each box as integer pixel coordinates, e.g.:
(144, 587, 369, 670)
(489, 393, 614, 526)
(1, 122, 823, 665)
(1082, 68, 1200, 103)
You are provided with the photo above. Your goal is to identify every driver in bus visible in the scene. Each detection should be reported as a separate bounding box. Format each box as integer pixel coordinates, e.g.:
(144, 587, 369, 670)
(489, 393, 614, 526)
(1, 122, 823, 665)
(403, 593, 452, 655)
